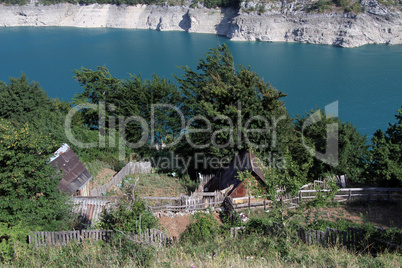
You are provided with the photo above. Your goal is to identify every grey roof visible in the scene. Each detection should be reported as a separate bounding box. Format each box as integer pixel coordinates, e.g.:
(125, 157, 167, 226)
(49, 144, 92, 195)
(72, 197, 112, 227)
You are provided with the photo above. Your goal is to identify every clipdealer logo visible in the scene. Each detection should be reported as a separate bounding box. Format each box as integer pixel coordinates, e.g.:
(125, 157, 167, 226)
(64, 101, 339, 168)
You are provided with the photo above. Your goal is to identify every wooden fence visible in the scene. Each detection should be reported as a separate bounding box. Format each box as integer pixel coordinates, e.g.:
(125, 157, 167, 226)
(230, 223, 401, 250)
(197, 173, 214, 192)
(90, 162, 151, 196)
(28, 230, 113, 247)
(231, 224, 365, 248)
(223, 196, 239, 223)
(28, 228, 172, 247)
(229, 188, 402, 212)
(143, 191, 225, 213)
(71, 197, 116, 228)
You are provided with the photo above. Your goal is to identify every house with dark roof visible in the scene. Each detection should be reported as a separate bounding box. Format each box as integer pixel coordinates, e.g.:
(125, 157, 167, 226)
(203, 150, 266, 198)
(49, 143, 92, 196)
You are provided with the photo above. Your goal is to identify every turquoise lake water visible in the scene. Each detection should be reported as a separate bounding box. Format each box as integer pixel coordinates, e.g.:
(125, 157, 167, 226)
(0, 27, 401, 137)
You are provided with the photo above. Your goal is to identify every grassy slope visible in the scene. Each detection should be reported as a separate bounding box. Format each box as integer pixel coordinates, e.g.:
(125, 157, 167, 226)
(8, 235, 401, 267)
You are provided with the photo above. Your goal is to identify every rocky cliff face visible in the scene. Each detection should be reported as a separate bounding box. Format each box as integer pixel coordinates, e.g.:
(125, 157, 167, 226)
(0, 1, 401, 47)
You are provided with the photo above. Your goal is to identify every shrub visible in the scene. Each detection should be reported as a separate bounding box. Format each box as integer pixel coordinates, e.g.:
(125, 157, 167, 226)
(180, 211, 218, 244)
(109, 233, 155, 266)
(0, 223, 29, 264)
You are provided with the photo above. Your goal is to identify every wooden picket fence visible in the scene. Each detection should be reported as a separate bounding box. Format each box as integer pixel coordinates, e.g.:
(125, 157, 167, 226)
(228, 188, 402, 212)
(143, 191, 225, 213)
(28, 228, 173, 247)
(230, 223, 401, 250)
(90, 161, 151, 196)
(28, 230, 113, 247)
(230, 224, 365, 248)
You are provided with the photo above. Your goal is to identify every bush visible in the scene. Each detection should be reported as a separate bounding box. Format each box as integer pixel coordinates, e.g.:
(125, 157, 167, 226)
(109, 233, 155, 266)
(245, 218, 272, 235)
(180, 211, 218, 244)
(99, 190, 157, 233)
(0, 223, 29, 264)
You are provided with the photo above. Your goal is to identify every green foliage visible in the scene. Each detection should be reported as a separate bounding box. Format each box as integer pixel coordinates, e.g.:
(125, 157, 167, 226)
(293, 109, 369, 183)
(0, 120, 72, 231)
(109, 233, 155, 266)
(350, 2, 363, 13)
(180, 211, 219, 244)
(369, 107, 402, 186)
(307, 218, 402, 251)
(0, 74, 73, 147)
(333, 0, 347, 7)
(257, 4, 266, 14)
(99, 189, 157, 233)
(175, 44, 289, 173)
(0, 0, 29, 5)
(310, 0, 332, 12)
(190, 0, 240, 8)
(309, 0, 365, 13)
(245, 218, 273, 235)
(305, 177, 339, 208)
(0, 74, 51, 123)
(73, 66, 122, 129)
(307, 218, 360, 232)
(73, 67, 182, 160)
(0, 223, 29, 264)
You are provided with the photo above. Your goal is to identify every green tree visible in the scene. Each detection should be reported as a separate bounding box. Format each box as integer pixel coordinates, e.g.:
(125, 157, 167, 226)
(238, 149, 312, 223)
(0, 74, 71, 147)
(175, 44, 290, 174)
(73, 66, 122, 129)
(369, 108, 402, 186)
(0, 74, 52, 123)
(116, 74, 182, 154)
(0, 119, 71, 231)
(72, 67, 182, 161)
(293, 109, 369, 183)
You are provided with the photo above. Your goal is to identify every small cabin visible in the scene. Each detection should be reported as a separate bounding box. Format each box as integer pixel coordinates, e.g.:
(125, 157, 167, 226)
(49, 143, 92, 196)
(204, 150, 266, 198)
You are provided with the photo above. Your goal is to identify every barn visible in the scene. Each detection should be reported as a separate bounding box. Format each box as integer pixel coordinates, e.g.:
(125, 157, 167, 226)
(49, 143, 92, 196)
(203, 150, 266, 198)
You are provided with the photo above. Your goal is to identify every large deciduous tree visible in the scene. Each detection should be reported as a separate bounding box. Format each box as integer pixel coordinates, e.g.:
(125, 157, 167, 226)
(175, 44, 291, 174)
(0, 120, 71, 230)
(0, 74, 51, 123)
(369, 108, 402, 186)
(293, 109, 369, 183)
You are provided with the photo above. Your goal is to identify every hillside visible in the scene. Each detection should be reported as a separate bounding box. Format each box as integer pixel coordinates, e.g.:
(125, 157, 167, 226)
(0, 0, 401, 47)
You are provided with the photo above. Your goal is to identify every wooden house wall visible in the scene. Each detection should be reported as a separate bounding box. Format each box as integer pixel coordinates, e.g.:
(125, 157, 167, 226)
(229, 182, 247, 198)
(204, 150, 266, 198)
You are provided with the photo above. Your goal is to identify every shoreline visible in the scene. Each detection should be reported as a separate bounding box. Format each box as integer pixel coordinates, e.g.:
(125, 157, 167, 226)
(0, 2, 401, 47)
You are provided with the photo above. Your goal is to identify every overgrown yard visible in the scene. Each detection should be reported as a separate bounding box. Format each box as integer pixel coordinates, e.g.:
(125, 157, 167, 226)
(84, 165, 196, 198)
(7, 227, 401, 268)
(249, 200, 402, 229)
(133, 174, 194, 197)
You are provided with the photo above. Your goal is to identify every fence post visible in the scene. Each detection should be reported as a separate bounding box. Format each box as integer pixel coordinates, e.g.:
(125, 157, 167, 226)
(248, 196, 251, 210)
(264, 198, 266, 210)
(348, 189, 351, 200)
